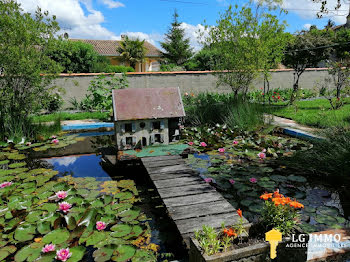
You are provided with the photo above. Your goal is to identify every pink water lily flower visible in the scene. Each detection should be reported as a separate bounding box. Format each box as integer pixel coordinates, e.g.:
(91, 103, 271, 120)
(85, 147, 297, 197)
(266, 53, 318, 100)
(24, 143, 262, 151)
(233, 140, 239, 145)
(229, 179, 235, 185)
(56, 248, 72, 262)
(188, 141, 194, 146)
(258, 152, 266, 159)
(56, 191, 67, 200)
(51, 135, 57, 139)
(0, 182, 12, 188)
(249, 178, 258, 183)
(218, 148, 225, 153)
(25, 142, 32, 146)
(96, 221, 107, 231)
(200, 142, 207, 147)
(51, 139, 59, 144)
(204, 178, 213, 183)
(42, 244, 55, 253)
(58, 202, 72, 213)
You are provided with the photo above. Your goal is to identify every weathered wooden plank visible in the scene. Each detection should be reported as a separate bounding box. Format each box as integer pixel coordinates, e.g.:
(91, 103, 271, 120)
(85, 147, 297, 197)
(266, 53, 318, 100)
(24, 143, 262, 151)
(175, 213, 249, 234)
(142, 159, 186, 168)
(158, 184, 214, 199)
(149, 171, 198, 181)
(104, 155, 117, 165)
(146, 164, 192, 174)
(163, 192, 224, 208)
(153, 176, 204, 189)
(141, 155, 182, 162)
(168, 200, 235, 221)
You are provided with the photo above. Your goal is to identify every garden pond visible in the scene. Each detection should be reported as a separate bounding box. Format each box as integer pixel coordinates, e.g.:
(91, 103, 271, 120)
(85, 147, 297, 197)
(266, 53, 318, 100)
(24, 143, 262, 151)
(0, 134, 187, 261)
(182, 125, 350, 234)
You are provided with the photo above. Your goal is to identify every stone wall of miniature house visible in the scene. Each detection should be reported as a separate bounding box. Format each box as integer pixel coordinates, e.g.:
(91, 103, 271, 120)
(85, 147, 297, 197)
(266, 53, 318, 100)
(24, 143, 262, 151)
(53, 69, 329, 108)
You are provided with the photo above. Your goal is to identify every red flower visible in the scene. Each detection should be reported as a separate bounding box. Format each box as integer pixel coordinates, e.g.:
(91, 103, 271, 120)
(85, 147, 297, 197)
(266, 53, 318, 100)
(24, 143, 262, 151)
(278, 96, 281, 99)
(237, 208, 242, 218)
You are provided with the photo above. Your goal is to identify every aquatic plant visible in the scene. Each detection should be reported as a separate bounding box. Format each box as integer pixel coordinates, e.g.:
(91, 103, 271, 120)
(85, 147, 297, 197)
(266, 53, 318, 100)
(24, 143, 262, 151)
(0, 141, 158, 261)
(260, 190, 304, 235)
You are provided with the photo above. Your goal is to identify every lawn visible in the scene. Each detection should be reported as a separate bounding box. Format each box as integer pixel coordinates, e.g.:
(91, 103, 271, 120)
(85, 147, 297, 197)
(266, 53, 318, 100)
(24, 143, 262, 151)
(33, 111, 111, 123)
(269, 97, 350, 128)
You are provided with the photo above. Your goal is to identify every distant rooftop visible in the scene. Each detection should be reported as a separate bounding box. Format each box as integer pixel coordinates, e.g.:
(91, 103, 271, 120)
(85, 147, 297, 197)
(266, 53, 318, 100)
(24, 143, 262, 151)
(70, 39, 161, 57)
(112, 87, 185, 121)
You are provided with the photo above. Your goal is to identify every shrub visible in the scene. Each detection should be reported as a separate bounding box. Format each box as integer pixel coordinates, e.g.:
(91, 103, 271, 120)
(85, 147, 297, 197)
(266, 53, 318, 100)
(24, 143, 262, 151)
(104, 65, 135, 73)
(160, 63, 185, 72)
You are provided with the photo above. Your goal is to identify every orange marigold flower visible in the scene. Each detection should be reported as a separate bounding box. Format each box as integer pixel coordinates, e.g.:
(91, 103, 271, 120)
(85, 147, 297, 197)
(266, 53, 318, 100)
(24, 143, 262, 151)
(289, 200, 304, 209)
(272, 197, 284, 206)
(273, 189, 283, 198)
(237, 208, 242, 218)
(260, 193, 273, 200)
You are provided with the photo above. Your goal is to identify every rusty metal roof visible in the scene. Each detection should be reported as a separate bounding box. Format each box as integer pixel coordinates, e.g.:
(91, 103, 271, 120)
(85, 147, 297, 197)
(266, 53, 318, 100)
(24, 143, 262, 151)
(112, 87, 185, 121)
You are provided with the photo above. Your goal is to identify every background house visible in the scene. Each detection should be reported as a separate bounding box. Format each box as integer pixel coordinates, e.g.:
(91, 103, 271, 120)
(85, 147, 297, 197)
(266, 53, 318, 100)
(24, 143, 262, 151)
(70, 38, 162, 72)
(112, 87, 185, 150)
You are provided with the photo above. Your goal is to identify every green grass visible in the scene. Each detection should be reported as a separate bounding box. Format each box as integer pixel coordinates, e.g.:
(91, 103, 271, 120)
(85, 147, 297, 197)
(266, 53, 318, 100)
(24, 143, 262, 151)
(33, 111, 110, 123)
(269, 97, 350, 128)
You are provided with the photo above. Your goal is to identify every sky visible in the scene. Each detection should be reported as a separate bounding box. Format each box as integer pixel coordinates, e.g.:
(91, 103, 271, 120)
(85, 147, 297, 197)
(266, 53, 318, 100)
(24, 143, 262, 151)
(16, 0, 350, 51)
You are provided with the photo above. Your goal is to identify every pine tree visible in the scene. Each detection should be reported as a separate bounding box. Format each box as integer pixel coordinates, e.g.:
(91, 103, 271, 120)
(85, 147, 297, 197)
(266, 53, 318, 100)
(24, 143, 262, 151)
(161, 10, 193, 66)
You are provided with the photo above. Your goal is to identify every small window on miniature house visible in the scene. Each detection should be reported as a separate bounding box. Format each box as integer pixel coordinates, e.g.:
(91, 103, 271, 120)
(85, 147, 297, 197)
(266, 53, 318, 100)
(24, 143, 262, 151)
(124, 123, 132, 133)
(126, 137, 133, 145)
(140, 122, 146, 129)
(152, 121, 161, 130)
(154, 134, 161, 143)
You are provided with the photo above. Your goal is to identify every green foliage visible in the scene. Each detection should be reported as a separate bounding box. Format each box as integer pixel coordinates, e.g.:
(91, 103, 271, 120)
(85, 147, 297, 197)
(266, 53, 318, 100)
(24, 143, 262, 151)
(287, 128, 350, 180)
(185, 47, 221, 71)
(159, 63, 185, 72)
(33, 112, 110, 123)
(183, 93, 265, 130)
(117, 36, 146, 70)
(47, 40, 101, 73)
(205, 4, 288, 96)
(0, 0, 62, 140)
(194, 225, 221, 255)
(103, 65, 135, 73)
(81, 74, 129, 112)
(248, 88, 317, 103)
(283, 28, 334, 103)
(261, 196, 301, 235)
(160, 10, 193, 66)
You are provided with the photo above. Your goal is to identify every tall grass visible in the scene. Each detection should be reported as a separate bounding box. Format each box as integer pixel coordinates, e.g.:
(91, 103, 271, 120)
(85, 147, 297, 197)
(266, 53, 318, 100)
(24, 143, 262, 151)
(183, 93, 265, 130)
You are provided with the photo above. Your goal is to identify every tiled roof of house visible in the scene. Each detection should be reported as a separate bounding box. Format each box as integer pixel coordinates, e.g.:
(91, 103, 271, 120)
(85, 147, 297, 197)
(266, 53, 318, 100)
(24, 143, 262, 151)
(112, 87, 186, 121)
(70, 39, 162, 57)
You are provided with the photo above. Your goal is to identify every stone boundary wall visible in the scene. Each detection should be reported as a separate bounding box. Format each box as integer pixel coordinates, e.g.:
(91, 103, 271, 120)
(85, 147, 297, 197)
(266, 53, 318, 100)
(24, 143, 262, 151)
(54, 68, 329, 108)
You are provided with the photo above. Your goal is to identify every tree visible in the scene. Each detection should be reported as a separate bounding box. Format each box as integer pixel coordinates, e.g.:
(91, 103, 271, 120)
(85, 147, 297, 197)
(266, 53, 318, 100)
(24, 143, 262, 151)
(0, 0, 62, 140)
(161, 10, 193, 66)
(47, 40, 101, 73)
(205, 4, 288, 97)
(117, 36, 146, 70)
(283, 28, 334, 103)
(324, 19, 335, 30)
(185, 45, 222, 71)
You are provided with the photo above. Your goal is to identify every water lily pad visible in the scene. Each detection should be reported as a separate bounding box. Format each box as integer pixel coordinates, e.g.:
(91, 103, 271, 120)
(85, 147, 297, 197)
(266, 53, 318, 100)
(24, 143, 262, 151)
(240, 199, 254, 207)
(300, 223, 317, 233)
(287, 175, 307, 183)
(335, 216, 346, 224)
(14, 224, 36, 242)
(93, 246, 114, 262)
(315, 215, 338, 225)
(317, 206, 340, 216)
(86, 231, 109, 246)
(0, 160, 9, 165)
(111, 224, 132, 237)
(112, 245, 135, 262)
(8, 162, 26, 169)
(66, 246, 86, 262)
(120, 209, 140, 222)
(0, 245, 16, 260)
(249, 204, 263, 213)
(270, 175, 288, 182)
(14, 243, 42, 262)
(115, 192, 133, 201)
(132, 249, 156, 262)
(42, 228, 70, 244)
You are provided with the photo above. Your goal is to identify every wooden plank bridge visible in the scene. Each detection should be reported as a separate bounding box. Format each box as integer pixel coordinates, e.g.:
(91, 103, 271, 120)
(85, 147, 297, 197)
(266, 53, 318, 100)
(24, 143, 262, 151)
(141, 155, 251, 245)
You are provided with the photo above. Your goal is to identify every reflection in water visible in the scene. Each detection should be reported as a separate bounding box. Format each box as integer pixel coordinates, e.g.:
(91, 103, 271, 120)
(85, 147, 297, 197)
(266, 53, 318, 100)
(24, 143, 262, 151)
(44, 154, 112, 182)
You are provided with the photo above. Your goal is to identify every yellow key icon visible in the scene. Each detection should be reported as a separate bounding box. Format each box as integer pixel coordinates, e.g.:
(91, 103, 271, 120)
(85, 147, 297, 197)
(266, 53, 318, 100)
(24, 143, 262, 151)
(265, 229, 282, 259)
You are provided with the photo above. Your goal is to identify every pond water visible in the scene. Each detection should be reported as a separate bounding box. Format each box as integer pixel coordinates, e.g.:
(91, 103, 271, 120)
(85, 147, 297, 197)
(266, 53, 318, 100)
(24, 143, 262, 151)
(39, 135, 188, 261)
(186, 152, 350, 234)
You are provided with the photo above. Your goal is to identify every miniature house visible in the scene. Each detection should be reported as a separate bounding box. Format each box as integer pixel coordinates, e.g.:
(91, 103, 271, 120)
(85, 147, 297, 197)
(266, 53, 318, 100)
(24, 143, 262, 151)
(112, 87, 186, 150)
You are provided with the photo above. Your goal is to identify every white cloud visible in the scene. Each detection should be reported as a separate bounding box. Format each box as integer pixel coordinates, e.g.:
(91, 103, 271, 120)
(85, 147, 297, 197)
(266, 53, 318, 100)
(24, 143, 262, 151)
(17, 0, 118, 39)
(100, 0, 124, 9)
(180, 23, 209, 51)
(117, 31, 164, 47)
(281, 0, 349, 24)
(47, 156, 78, 167)
(303, 23, 312, 30)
